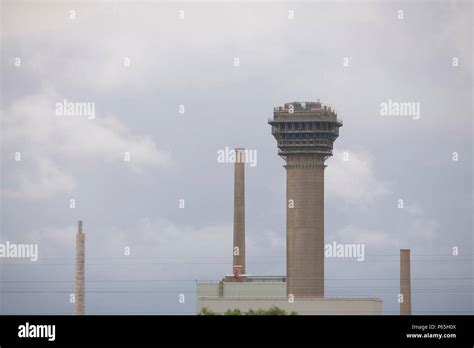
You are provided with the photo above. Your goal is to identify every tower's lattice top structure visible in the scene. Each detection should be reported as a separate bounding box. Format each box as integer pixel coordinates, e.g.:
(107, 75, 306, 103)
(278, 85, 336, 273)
(269, 101, 343, 159)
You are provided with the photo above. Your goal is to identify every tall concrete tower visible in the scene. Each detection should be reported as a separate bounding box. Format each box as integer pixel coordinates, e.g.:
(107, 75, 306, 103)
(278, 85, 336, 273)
(400, 249, 412, 315)
(269, 101, 342, 298)
(232, 148, 246, 279)
(75, 220, 85, 315)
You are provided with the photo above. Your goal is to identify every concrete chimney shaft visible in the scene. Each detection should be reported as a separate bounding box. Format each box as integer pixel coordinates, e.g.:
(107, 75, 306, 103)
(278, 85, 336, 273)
(233, 148, 245, 277)
(270, 102, 342, 297)
(75, 220, 85, 315)
(400, 249, 412, 315)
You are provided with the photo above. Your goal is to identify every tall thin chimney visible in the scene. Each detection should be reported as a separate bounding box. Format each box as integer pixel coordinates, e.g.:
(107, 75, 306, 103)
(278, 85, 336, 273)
(75, 220, 85, 315)
(400, 249, 412, 315)
(232, 148, 245, 278)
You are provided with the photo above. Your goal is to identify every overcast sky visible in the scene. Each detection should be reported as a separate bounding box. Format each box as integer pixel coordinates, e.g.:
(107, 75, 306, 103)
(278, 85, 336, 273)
(0, 0, 472, 315)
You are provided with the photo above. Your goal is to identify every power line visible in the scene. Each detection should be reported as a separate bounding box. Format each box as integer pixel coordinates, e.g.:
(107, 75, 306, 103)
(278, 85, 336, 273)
(1, 276, 473, 283)
(2, 253, 471, 260)
(0, 259, 471, 266)
(2, 290, 472, 293)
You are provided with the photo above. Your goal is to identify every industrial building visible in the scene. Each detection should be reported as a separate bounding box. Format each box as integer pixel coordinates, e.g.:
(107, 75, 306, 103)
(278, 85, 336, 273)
(196, 277, 383, 314)
(196, 101, 384, 315)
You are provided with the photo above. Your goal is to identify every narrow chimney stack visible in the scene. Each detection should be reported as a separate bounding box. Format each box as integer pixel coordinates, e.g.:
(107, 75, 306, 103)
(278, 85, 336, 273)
(75, 220, 85, 315)
(400, 249, 412, 315)
(232, 148, 246, 279)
